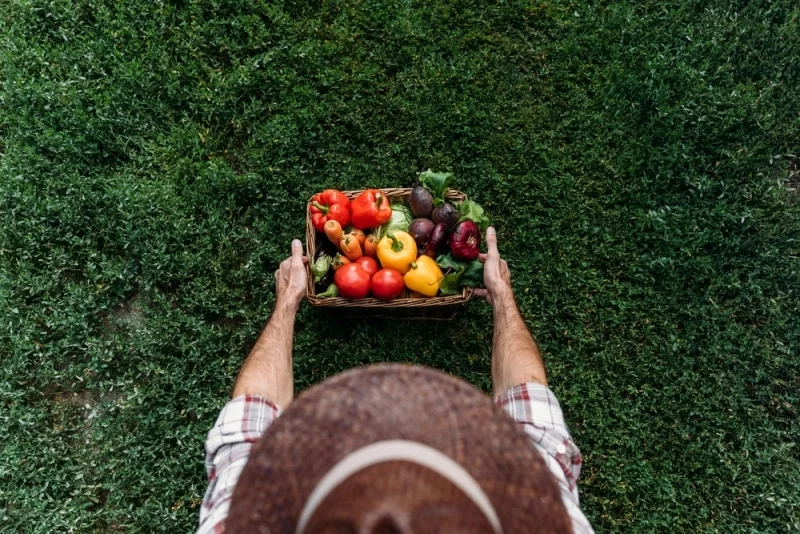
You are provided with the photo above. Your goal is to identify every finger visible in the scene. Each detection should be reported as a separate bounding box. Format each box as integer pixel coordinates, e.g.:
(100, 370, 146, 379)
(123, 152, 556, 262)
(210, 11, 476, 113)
(473, 288, 492, 305)
(291, 239, 304, 265)
(485, 227, 498, 257)
(274, 269, 280, 281)
(478, 253, 488, 262)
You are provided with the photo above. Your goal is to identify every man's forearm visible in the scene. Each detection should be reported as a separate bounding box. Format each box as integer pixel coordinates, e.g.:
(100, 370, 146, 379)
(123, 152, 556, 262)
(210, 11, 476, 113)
(491, 289, 548, 395)
(232, 300, 297, 406)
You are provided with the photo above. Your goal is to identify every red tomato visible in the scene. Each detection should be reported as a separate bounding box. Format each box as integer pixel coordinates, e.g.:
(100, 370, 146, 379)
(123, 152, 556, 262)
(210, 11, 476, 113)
(354, 256, 379, 279)
(334, 263, 371, 299)
(370, 268, 405, 301)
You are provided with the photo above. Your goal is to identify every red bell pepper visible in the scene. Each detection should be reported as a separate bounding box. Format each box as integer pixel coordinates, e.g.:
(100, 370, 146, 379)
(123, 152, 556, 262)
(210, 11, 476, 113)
(350, 189, 392, 229)
(310, 190, 352, 232)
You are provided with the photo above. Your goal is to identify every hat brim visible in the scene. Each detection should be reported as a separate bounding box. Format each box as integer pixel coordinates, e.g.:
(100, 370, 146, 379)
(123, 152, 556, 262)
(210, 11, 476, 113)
(227, 364, 571, 533)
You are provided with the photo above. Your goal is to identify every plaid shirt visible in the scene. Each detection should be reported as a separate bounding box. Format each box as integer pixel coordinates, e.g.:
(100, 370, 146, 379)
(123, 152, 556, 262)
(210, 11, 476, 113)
(198, 383, 593, 534)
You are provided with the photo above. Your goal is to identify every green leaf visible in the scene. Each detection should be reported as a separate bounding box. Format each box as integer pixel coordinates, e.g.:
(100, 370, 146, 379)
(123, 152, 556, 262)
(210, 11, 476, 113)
(436, 253, 464, 271)
(377, 204, 413, 240)
(457, 200, 490, 231)
(436, 253, 484, 288)
(439, 269, 464, 295)
(419, 169, 453, 204)
(460, 259, 484, 287)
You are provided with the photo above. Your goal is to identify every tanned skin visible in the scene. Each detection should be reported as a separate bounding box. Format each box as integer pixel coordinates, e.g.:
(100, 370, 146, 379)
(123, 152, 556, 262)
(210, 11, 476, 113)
(475, 227, 548, 393)
(232, 240, 308, 406)
(232, 228, 545, 407)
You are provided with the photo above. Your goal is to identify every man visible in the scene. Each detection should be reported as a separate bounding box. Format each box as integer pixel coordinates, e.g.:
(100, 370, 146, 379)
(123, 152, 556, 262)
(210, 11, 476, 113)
(198, 228, 593, 533)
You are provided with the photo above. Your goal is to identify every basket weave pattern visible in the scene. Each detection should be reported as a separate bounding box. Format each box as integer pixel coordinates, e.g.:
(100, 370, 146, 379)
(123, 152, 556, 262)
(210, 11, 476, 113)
(305, 188, 472, 319)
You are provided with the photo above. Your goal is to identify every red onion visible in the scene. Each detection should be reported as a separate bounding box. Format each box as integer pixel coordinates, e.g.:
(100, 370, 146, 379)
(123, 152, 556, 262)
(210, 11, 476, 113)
(449, 220, 481, 260)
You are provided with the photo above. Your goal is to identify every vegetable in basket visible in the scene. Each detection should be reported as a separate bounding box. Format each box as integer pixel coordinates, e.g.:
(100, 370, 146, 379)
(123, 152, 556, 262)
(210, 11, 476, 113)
(334, 263, 371, 299)
(331, 253, 351, 270)
(377, 231, 417, 274)
(408, 218, 435, 248)
(348, 228, 366, 247)
(351, 189, 392, 229)
(426, 223, 448, 258)
(419, 169, 461, 228)
(324, 220, 344, 247)
(317, 283, 338, 298)
(449, 220, 481, 261)
(371, 268, 405, 301)
(364, 234, 379, 257)
(409, 185, 434, 218)
(418, 169, 452, 206)
(436, 253, 484, 296)
(310, 189, 351, 231)
(377, 203, 413, 240)
(431, 202, 459, 229)
(339, 234, 363, 261)
(354, 256, 379, 278)
(313, 246, 335, 293)
(310, 254, 332, 283)
(457, 200, 491, 231)
(403, 256, 443, 297)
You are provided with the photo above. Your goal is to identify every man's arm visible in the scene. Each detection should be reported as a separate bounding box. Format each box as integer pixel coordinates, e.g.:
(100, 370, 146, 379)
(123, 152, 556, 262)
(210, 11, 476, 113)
(197, 240, 308, 534)
(490, 290, 548, 393)
(474, 227, 547, 394)
(232, 239, 308, 406)
(477, 229, 594, 533)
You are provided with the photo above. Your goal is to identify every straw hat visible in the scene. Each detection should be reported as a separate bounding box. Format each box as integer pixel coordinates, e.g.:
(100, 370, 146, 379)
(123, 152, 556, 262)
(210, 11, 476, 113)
(227, 364, 571, 533)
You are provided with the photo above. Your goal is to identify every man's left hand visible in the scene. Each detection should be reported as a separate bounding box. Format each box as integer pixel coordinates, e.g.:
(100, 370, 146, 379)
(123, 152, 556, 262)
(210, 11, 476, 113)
(275, 239, 309, 312)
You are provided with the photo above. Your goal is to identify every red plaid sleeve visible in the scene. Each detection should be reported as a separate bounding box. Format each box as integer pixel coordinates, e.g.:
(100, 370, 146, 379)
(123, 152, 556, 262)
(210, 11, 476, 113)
(197, 395, 281, 534)
(496, 383, 594, 533)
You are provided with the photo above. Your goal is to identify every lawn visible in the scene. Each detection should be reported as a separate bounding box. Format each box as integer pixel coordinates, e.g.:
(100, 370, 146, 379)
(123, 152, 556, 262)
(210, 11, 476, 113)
(1, 0, 798, 531)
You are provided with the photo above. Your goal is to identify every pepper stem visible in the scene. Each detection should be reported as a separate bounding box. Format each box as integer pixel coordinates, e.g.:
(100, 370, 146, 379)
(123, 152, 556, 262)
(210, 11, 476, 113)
(312, 201, 329, 214)
(410, 261, 418, 269)
(387, 231, 404, 253)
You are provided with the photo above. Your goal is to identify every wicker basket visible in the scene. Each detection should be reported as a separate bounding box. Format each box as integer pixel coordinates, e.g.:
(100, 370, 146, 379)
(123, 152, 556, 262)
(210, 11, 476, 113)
(305, 188, 473, 320)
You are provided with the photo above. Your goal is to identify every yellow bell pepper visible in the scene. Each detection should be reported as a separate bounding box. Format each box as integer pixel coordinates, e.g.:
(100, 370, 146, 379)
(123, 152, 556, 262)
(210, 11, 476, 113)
(377, 231, 417, 274)
(403, 255, 443, 297)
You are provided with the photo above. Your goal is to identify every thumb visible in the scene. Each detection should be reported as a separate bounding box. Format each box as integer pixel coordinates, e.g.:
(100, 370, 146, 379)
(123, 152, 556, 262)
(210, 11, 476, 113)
(291, 239, 304, 264)
(485, 227, 498, 257)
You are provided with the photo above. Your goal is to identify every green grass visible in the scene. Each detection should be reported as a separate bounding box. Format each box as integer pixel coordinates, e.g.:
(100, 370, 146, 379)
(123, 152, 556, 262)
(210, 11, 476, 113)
(1, 0, 798, 531)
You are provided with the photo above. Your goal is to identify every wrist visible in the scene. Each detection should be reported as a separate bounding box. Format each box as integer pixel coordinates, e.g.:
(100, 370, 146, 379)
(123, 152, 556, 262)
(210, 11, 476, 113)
(275, 297, 300, 316)
(491, 286, 515, 309)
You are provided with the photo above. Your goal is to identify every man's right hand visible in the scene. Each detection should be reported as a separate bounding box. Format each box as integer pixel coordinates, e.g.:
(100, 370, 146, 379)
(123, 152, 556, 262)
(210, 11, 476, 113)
(275, 239, 309, 313)
(478, 226, 548, 390)
(474, 227, 513, 307)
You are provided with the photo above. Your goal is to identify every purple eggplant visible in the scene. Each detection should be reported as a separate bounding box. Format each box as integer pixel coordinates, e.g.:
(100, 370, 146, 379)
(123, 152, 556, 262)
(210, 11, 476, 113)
(426, 223, 448, 258)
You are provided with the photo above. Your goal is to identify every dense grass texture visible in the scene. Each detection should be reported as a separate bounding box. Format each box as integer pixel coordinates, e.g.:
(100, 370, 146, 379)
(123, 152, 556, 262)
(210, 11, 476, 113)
(1, 0, 799, 532)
